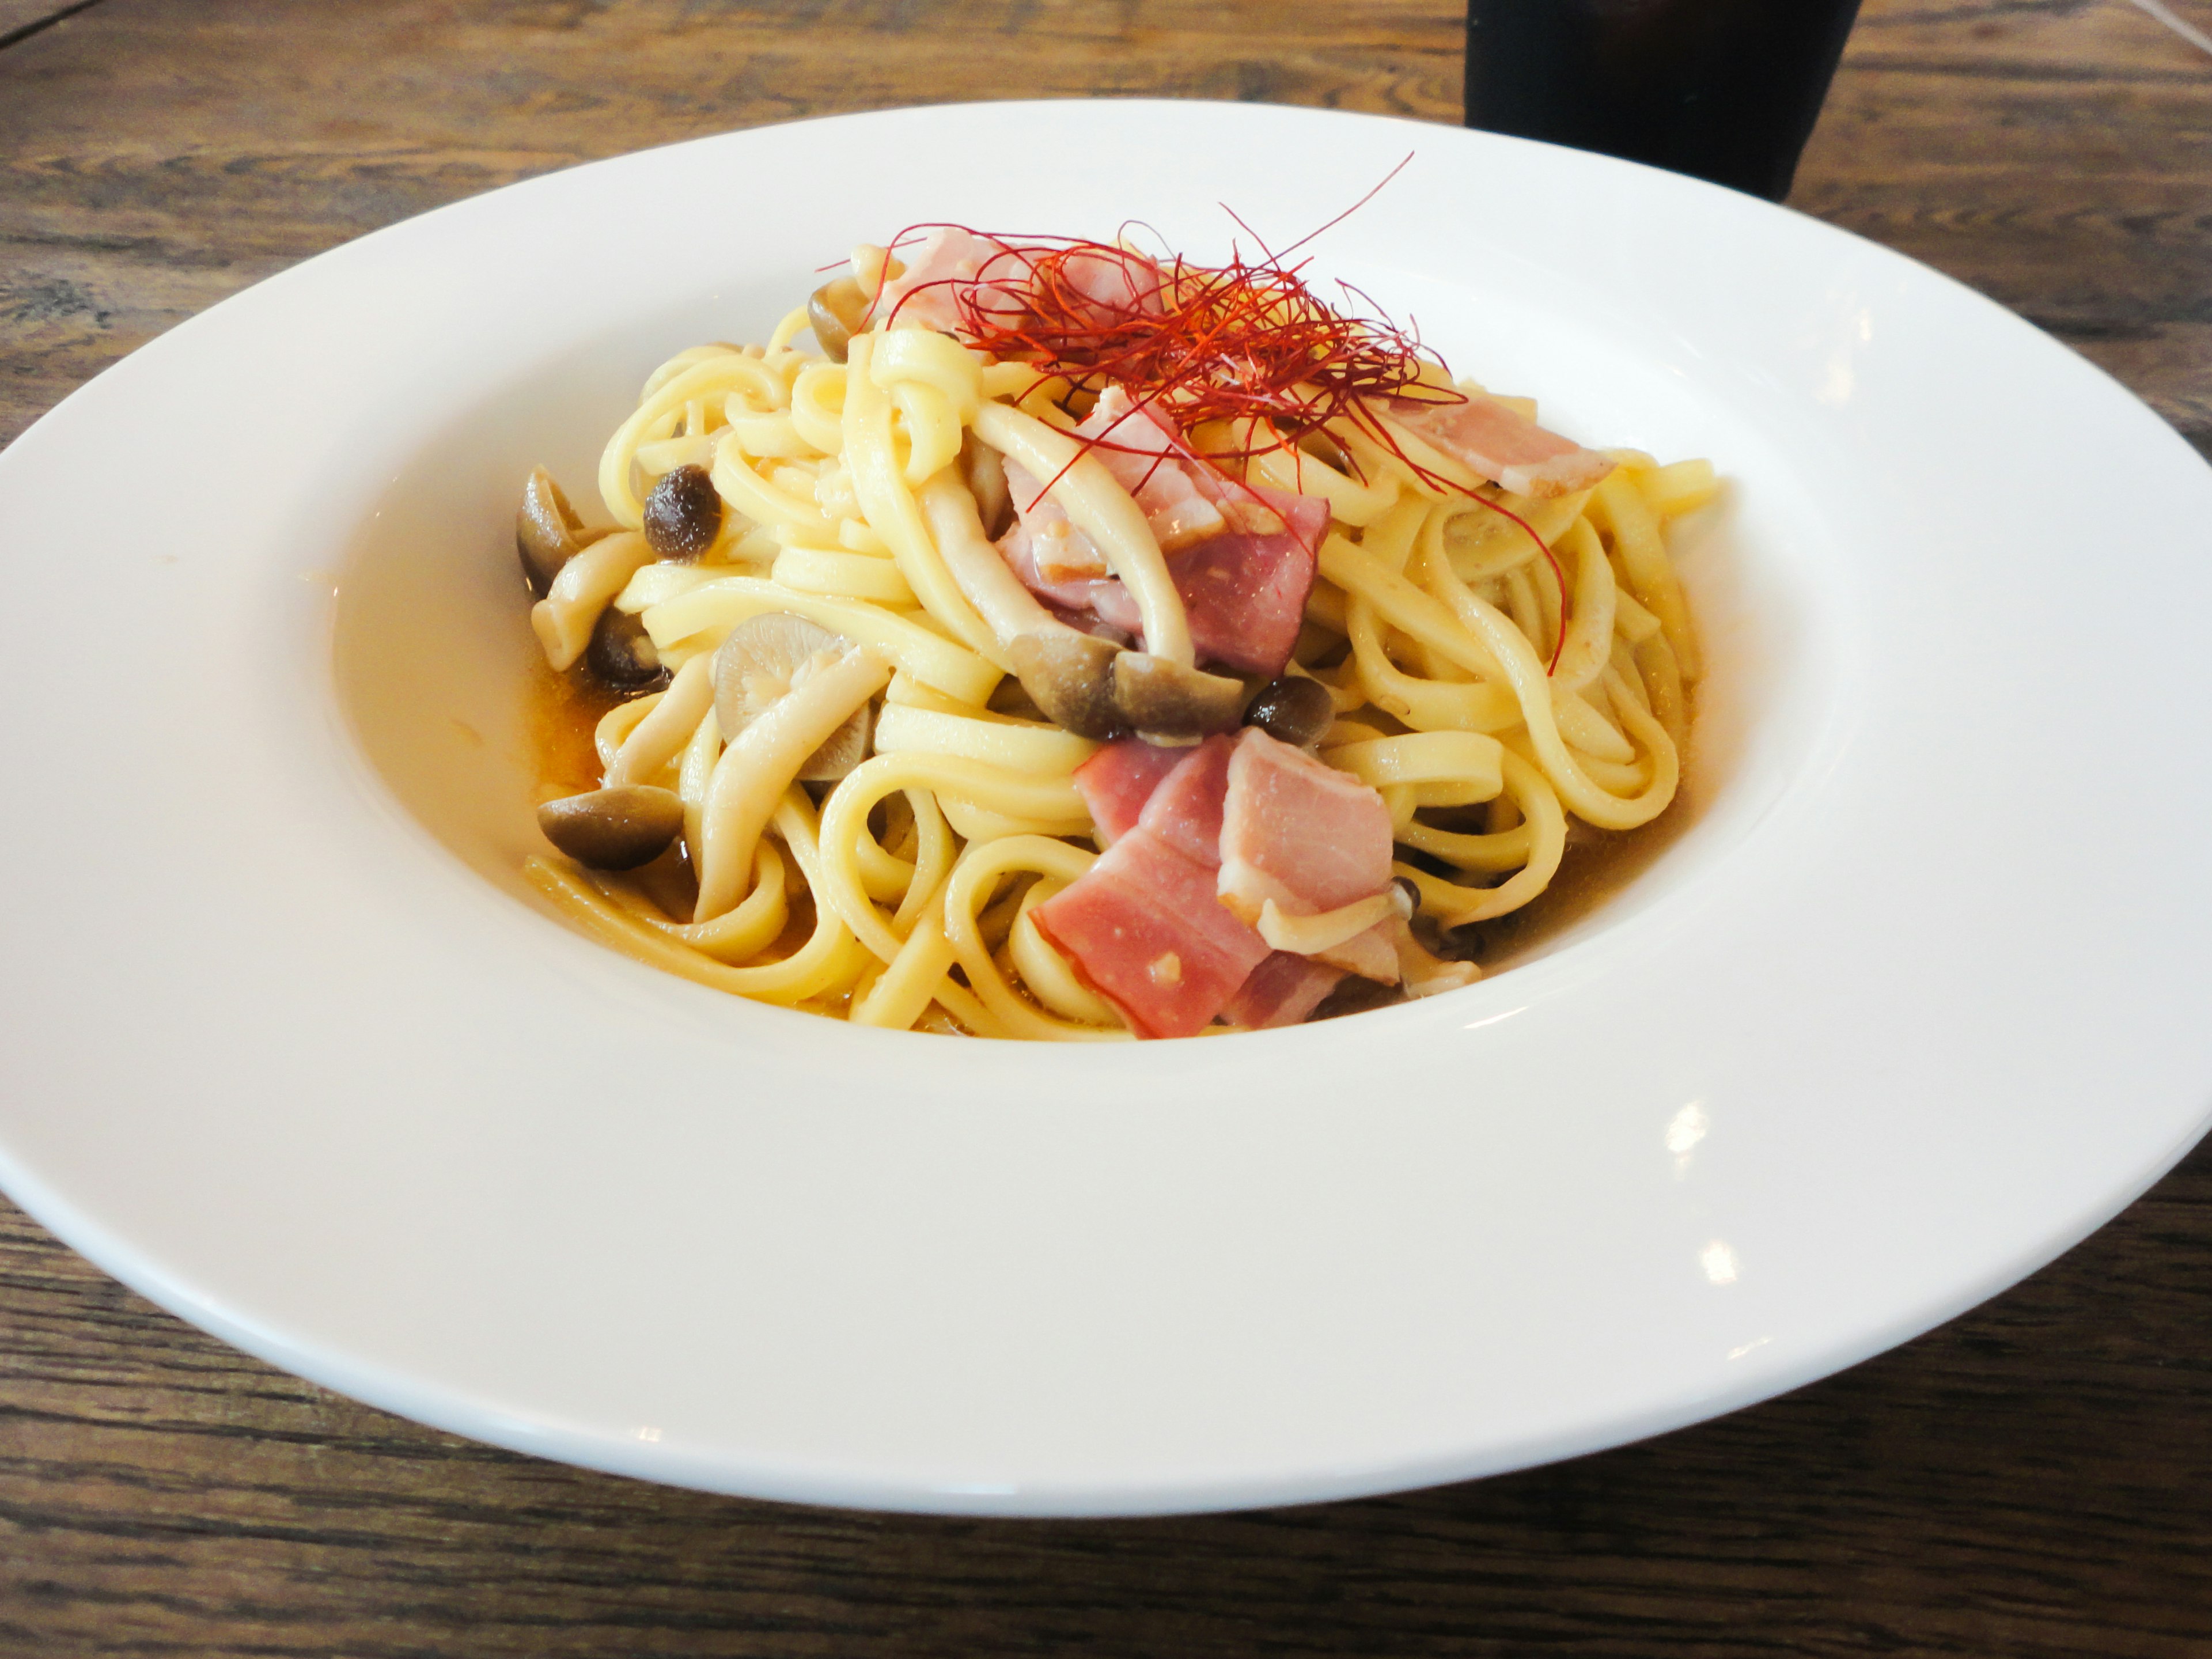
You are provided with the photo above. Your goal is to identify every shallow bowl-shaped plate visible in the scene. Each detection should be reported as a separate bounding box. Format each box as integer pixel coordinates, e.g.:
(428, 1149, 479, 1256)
(1, 101, 2209, 1517)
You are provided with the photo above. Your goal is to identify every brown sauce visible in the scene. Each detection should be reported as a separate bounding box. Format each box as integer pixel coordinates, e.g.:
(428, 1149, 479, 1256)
(527, 656, 630, 800)
(1455, 776, 1702, 971)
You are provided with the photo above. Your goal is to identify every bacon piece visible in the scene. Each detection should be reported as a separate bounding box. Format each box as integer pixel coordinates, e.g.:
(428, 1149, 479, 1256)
(1384, 392, 1615, 498)
(1075, 387, 1230, 552)
(1000, 459, 1109, 582)
(1221, 951, 1346, 1030)
(1050, 247, 1164, 319)
(1135, 734, 1235, 868)
(877, 230, 1161, 339)
(998, 389, 1235, 581)
(1161, 491, 1327, 675)
(876, 228, 1028, 335)
(1073, 737, 1190, 847)
(1046, 730, 1401, 1033)
(1218, 727, 1396, 926)
(998, 483, 1325, 676)
(1036, 737, 1268, 1038)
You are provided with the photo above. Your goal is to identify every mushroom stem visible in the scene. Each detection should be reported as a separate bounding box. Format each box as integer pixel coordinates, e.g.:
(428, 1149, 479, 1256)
(915, 469, 1126, 734)
(532, 531, 655, 671)
(694, 643, 894, 922)
(971, 401, 1195, 669)
(915, 469, 1064, 645)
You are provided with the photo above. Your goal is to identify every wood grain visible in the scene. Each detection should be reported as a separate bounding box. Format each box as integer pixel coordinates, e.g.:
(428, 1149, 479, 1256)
(2, 1, 2209, 1653)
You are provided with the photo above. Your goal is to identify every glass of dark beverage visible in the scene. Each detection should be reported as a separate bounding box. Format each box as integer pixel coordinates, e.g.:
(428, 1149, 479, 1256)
(1463, 0, 1863, 200)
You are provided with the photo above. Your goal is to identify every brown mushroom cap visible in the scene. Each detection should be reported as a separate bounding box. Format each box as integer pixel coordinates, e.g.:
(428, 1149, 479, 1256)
(1110, 653, 1247, 740)
(1243, 675, 1335, 748)
(516, 466, 609, 596)
(1008, 631, 1124, 741)
(808, 276, 871, 363)
(713, 612, 873, 781)
(537, 785, 684, 870)
(641, 464, 724, 562)
(585, 607, 665, 691)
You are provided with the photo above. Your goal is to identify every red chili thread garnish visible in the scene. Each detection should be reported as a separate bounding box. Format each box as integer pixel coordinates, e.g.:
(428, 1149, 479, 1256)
(862, 172, 1572, 672)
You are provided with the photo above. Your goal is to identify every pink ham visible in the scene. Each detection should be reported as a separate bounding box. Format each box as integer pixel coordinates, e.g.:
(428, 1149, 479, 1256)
(999, 459, 1107, 583)
(1032, 827, 1268, 1039)
(1135, 734, 1234, 868)
(1044, 731, 1401, 1035)
(1074, 388, 1233, 551)
(999, 482, 1326, 676)
(877, 229, 1161, 339)
(1217, 727, 1396, 925)
(1220, 952, 1346, 1031)
(1160, 491, 1328, 675)
(1049, 245, 1164, 319)
(875, 228, 1031, 335)
(1034, 740, 1267, 1039)
(1000, 389, 1239, 581)
(1073, 737, 1193, 847)
(1384, 391, 1615, 498)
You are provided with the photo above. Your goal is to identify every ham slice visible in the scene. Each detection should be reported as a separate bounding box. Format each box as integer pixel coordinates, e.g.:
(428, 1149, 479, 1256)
(1220, 952, 1346, 1031)
(1032, 826, 1269, 1039)
(1158, 493, 1328, 675)
(1384, 391, 1615, 499)
(1135, 734, 1234, 867)
(999, 388, 1254, 581)
(1034, 739, 1266, 1039)
(1043, 730, 1403, 1036)
(1000, 459, 1110, 582)
(875, 228, 1028, 335)
(877, 229, 1160, 339)
(1073, 737, 1190, 847)
(1075, 388, 1239, 550)
(999, 482, 1325, 676)
(1218, 727, 1396, 925)
(992, 389, 1326, 669)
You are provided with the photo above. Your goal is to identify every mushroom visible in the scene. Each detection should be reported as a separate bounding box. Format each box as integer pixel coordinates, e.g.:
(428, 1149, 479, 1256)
(536, 784, 684, 870)
(713, 612, 873, 781)
(585, 606, 665, 691)
(641, 463, 722, 561)
(1006, 631, 1123, 741)
(1243, 675, 1335, 748)
(960, 431, 1013, 539)
(517, 465, 611, 596)
(1111, 652, 1247, 741)
(808, 276, 870, 363)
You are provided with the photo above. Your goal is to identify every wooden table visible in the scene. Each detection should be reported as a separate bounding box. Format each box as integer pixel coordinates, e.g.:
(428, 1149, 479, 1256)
(3, 2, 2208, 1652)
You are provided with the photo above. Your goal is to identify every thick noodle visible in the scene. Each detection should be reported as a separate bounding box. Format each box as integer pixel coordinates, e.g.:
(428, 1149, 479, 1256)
(521, 274, 1720, 1038)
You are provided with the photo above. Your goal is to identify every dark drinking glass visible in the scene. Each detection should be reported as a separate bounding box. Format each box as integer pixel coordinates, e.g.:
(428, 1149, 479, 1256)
(1464, 0, 1863, 200)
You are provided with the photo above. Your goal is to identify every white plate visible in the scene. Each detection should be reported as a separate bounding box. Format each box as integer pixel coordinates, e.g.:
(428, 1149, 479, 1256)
(2, 101, 2209, 1517)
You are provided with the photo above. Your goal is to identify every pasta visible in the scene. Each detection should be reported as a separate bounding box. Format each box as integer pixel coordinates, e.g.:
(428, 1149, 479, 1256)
(515, 225, 1719, 1039)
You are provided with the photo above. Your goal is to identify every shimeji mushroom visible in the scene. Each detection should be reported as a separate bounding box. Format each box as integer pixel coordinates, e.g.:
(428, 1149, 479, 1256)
(712, 613, 875, 782)
(1241, 675, 1335, 748)
(641, 463, 724, 560)
(536, 784, 685, 870)
(520, 465, 656, 673)
(516, 465, 611, 596)
(691, 616, 895, 922)
(806, 276, 870, 364)
(586, 608, 664, 690)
